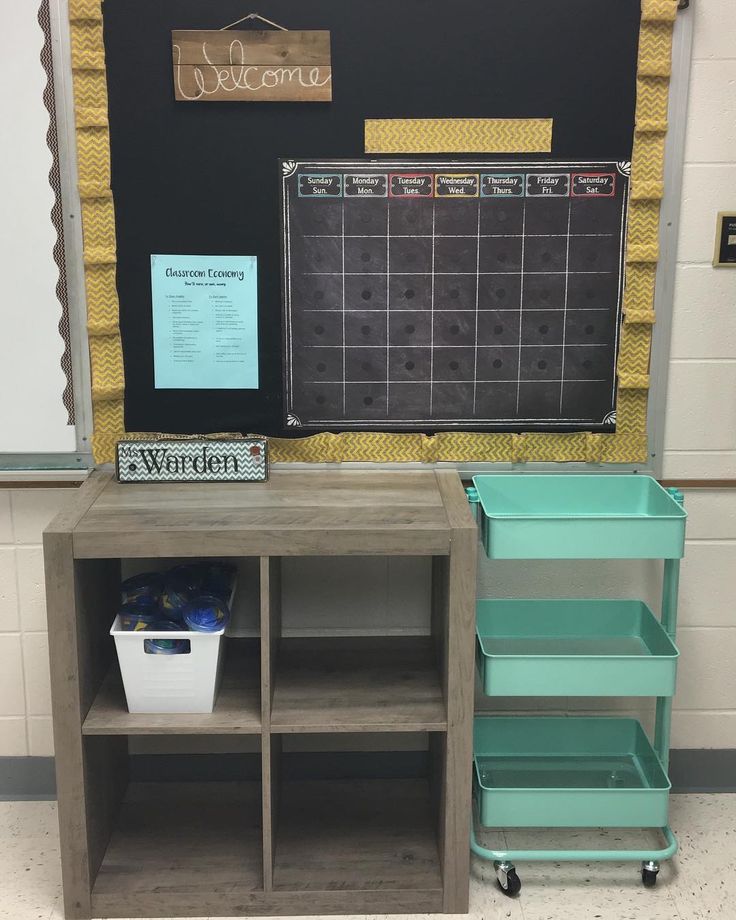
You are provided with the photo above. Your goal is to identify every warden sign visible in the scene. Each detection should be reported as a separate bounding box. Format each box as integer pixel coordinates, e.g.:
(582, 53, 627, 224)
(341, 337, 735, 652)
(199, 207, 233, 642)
(116, 439, 268, 483)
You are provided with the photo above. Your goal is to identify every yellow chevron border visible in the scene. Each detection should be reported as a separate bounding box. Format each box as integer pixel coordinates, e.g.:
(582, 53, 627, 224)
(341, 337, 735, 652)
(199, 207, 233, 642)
(365, 118, 553, 154)
(72, 0, 678, 465)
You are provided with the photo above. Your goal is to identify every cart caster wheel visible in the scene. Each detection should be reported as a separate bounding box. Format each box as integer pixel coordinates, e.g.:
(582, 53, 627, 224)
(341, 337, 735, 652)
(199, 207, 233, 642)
(641, 860, 659, 888)
(494, 861, 521, 896)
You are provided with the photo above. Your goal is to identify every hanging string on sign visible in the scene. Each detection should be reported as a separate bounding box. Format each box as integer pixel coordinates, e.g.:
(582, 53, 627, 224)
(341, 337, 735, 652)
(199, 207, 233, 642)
(219, 12, 288, 32)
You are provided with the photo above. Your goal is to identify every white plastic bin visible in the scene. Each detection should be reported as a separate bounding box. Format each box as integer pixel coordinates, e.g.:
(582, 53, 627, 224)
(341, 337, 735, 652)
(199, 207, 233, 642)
(110, 615, 225, 713)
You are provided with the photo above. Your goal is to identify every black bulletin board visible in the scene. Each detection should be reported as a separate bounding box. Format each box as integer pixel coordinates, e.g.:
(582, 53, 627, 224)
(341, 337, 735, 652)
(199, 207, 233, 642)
(102, 0, 641, 438)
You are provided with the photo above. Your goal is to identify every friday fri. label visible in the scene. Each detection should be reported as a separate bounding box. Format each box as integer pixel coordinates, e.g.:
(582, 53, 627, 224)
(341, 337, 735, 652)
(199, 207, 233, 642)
(526, 173, 570, 197)
(298, 173, 343, 197)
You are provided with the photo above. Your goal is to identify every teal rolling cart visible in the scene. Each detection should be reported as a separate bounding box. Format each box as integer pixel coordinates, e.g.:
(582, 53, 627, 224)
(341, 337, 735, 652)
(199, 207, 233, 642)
(467, 475, 687, 896)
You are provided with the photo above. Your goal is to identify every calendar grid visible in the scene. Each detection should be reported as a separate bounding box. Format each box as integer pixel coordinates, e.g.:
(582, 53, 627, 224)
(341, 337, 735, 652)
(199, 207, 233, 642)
(282, 159, 629, 432)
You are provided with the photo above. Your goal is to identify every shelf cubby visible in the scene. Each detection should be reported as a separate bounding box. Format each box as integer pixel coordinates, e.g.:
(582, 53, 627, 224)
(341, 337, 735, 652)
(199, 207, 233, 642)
(92, 779, 263, 918)
(273, 776, 442, 892)
(270, 637, 446, 734)
(83, 639, 262, 735)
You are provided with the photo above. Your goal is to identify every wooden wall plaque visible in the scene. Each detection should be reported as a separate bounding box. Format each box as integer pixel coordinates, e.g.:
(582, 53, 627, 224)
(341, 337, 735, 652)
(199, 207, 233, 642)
(171, 30, 332, 102)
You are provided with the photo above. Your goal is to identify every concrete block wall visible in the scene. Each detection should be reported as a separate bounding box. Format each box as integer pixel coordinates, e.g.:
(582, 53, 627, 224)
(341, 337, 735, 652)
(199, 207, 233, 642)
(662, 0, 736, 745)
(0, 489, 72, 757)
(1, 2, 736, 761)
(663, 0, 736, 477)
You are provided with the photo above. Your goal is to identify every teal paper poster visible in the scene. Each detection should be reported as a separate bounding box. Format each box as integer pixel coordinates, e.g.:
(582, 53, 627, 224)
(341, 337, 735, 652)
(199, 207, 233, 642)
(151, 254, 259, 389)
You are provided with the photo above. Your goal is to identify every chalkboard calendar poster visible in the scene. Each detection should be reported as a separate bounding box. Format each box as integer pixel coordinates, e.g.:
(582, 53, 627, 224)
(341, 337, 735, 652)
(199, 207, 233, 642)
(282, 159, 629, 432)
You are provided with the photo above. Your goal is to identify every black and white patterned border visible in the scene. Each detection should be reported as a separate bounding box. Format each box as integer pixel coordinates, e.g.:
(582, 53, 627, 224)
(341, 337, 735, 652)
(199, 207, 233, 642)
(39, 0, 75, 425)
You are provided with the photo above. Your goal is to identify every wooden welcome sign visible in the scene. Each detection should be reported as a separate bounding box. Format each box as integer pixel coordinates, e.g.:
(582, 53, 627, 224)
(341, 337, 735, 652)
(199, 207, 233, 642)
(171, 27, 332, 103)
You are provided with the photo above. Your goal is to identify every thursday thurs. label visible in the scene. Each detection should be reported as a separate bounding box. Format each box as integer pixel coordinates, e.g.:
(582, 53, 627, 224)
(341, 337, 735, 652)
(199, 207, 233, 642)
(481, 174, 525, 197)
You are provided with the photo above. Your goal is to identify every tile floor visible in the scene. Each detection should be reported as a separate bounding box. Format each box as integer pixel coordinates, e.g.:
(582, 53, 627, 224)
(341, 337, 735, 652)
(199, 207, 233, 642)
(1, 794, 733, 920)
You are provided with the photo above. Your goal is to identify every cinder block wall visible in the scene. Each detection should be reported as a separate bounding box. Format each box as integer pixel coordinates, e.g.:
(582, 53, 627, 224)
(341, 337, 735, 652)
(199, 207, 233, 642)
(662, 0, 736, 746)
(1, 2, 735, 760)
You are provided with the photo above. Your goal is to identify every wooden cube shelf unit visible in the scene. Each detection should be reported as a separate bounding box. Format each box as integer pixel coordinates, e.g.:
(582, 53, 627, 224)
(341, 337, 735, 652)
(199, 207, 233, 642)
(44, 470, 477, 919)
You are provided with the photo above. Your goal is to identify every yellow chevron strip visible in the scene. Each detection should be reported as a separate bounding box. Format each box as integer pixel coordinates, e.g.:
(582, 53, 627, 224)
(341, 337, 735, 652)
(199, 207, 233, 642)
(76, 128, 110, 190)
(364, 118, 553, 154)
(636, 77, 670, 126)
(268, 433, 334, 463)
(81, 198, 116, 253)
(79, 183, 112, 200)
(83, 247, 116, 265)
(616, 390, 649, 434)
(72, 1, 675, 465)
(71, 49, 105, 70)
(630, 180, 664, 201)
(92, 400, 124, 464)
(85, 265, 119, 336)
(75, 106, 108, 128)
(638, 22, 675, 77)
(628, 200, 662, 249)
(627, 242, 660, 264)
(71, 69, 106, 109)
(69, 5, 124, 465)
(70, 21, 103, 59)
(623, 263, 657, 318)
(624, 308, 656, 325)
(632, 132, 667, 186)
(69, 0, 101, 21)
(636, 117, 668, 134)
(618, 323, 652, 380)
(433, 432, 516, 463)
(89, 335, 125, 401)
(641, 0, 678, 21)
(619, 374, 651, 390)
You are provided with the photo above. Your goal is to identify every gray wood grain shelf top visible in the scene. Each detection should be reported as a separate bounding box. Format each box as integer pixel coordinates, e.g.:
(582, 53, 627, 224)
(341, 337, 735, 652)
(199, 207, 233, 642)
(66, 470, 469, 558)
(270, 637, 447, 733)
